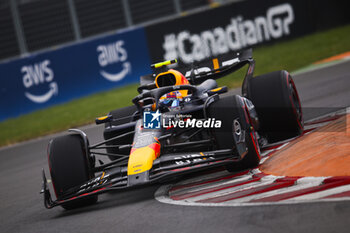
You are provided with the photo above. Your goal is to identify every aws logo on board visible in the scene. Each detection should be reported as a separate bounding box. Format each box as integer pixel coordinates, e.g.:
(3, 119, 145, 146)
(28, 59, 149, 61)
(97, 40, 131, 82)
(22, 59, 58, 104)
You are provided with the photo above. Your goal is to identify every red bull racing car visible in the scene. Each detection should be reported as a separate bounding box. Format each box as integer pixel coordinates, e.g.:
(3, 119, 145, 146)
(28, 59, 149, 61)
(41, 49, 303, 209)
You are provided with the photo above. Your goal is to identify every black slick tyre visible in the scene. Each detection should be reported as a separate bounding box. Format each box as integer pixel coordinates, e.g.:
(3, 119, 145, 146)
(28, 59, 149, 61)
(247, 70, 303, 142)
(208, 95, 260, 172)
(48, 134, 97, 210)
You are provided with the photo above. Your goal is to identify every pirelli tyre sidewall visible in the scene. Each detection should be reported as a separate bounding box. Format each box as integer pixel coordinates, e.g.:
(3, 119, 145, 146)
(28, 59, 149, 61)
(48, 134, 97, 209)
(247, 70, 303, 143)
(208, 95, 260, 172)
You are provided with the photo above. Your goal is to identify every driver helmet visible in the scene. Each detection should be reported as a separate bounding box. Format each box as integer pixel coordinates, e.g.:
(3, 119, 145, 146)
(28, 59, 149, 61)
(155, 69, 189, 108)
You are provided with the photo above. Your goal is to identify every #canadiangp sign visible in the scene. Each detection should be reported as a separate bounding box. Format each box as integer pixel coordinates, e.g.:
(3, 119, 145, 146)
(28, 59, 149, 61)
(162, 3, 294, 64)
(145, 0, 323, 66)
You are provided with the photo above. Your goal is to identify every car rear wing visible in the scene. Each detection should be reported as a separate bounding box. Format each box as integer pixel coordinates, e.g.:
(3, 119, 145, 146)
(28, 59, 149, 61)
(188, 48, 255, 85)
(138, 48, 255, 95)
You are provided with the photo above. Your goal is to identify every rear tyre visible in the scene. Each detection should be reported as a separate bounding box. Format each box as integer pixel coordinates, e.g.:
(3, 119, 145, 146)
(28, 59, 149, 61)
(104, 105, 137, 160)
(48, 134, 97, 210)
(247, 70, 303, 142)
(208, 95, 260, 172)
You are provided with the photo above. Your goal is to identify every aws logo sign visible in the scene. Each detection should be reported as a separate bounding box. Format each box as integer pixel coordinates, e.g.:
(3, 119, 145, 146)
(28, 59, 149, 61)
(97, 40, 131, 82)
(22, 59, 58, 104)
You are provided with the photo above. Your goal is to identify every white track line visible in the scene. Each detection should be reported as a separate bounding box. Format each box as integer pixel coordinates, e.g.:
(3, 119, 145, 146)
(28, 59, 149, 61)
(291, 57, 350, 76)
(174, 170, 231, 186)
(187, 175, 279, 202)
(223, 177, 325, 203)
(259, 157, 270, 164)
(303, 107, 348, 126)
(154, 183, 350, 207)
(260, 142, 290, 157)
(170, 173, 253, 197)
(260, 149, 275, 157)
(259, 142, 290, 163)
(184, 181, 264, 202)
(286, 184, 350, 201)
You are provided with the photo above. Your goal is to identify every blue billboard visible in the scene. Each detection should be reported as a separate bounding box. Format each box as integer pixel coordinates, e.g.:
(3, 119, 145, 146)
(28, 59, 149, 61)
(0, 27, 151, 122)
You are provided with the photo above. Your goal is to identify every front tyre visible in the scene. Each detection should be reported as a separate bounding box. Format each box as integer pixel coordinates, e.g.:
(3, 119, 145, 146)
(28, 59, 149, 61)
(208, 95, 261, 172)
(48, 134, 97, 210)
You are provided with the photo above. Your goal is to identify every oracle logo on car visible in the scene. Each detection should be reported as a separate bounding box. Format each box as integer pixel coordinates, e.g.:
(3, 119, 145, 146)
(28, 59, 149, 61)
(97, 40, 132, 82)
(22, 59, 58, 104)
(162, 3, 294, 64)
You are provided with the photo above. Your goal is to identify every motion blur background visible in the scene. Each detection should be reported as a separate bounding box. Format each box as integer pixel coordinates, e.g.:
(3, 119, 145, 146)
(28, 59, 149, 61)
(1, 0, 236, 60)
(0, 0, 349, 145)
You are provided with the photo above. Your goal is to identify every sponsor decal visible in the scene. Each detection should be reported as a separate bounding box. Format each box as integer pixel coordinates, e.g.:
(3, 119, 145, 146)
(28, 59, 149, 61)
(22, 59, 58, 103)
(78, 174, 109, 193)
(174, 154, 215, 165)
(183, 57, 240, 78)
(162, 3, 294, 64)
(97, 40, 132, 82)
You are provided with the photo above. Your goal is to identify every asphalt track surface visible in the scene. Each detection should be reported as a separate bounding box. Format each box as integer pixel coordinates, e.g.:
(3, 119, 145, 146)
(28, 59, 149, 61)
(1, 60, 350, 233)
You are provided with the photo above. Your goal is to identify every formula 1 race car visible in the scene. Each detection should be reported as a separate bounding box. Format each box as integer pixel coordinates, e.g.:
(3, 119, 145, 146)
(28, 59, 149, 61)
(41, 49, 303, 209)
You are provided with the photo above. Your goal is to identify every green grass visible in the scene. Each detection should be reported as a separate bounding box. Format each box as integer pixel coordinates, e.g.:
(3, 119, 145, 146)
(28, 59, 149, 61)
(217, 24, 350, 88)
(0, 85, 138, 146)
(1, 24, 350, 147)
